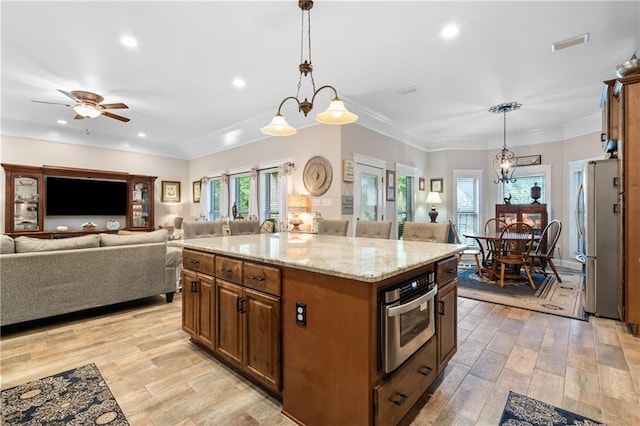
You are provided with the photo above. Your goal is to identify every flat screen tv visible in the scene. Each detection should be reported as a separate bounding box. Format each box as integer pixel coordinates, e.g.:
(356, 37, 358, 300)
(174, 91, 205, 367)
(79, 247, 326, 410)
(46, 177, 128, 216)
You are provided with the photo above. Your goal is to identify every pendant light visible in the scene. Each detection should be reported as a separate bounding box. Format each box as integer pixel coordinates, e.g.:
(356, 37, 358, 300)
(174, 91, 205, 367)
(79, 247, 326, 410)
(261, 0, 357, 136)
(490, 102, 522, 184)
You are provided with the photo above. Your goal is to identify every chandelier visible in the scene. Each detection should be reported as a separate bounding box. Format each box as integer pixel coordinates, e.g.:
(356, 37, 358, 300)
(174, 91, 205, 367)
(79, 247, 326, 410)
(261, 0, 358, 136)
(489, 102, 522, 184)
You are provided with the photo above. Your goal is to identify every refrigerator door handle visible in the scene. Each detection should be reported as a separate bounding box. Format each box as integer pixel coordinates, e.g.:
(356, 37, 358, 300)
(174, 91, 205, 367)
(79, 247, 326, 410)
(613, 203, 620, 214)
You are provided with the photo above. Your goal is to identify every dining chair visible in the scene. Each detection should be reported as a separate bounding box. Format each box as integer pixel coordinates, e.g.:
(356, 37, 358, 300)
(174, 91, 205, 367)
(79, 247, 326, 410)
(183, 220, 224, 239)
(355, 220, 392, 239)
(491, 222, 537, 289)
(483, 218, 507, 266)
(316, 220, 349, 236)
(229, 219, 261, 235)
(402, 222, 450, 243)
(527, 219, 562, 282)
(448, 220, 483, 277)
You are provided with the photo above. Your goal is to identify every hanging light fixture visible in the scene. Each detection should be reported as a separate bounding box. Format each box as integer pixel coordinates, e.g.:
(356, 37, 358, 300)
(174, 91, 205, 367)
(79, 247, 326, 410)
(261, 0, 357, 136)
(489, 102, 522, 184)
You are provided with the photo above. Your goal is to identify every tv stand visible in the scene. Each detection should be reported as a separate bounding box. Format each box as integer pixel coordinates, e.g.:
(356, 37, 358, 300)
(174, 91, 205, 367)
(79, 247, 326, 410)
(2, 163, 156, 237)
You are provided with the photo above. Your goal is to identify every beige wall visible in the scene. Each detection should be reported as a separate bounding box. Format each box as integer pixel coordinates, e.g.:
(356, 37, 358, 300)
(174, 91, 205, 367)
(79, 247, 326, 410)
(0, 135, 189, 232)
(1, 127, 607, 265)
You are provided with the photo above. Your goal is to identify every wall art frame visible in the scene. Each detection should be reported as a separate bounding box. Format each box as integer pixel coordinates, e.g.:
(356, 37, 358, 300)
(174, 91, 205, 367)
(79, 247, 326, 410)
(430, 178, 443, 193)
(516, 155, 542, 167)
(419, 177, 426, 191)
(161, 180, 181, 203)
(192, 180, 201, 203)
(386, 170, 396, 201)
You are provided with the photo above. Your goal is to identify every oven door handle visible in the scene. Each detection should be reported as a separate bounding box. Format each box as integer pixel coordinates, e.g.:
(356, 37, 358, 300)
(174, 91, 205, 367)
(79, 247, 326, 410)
(386, 287, 438, 317)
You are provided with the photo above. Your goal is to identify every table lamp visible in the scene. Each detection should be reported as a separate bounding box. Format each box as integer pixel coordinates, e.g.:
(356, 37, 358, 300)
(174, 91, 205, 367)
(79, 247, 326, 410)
(426, 191, 442, 223)
(287, 194, 309, 231)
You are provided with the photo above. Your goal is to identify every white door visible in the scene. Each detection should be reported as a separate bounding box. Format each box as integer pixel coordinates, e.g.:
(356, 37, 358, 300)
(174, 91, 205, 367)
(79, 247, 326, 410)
(354, 164, 384, 222)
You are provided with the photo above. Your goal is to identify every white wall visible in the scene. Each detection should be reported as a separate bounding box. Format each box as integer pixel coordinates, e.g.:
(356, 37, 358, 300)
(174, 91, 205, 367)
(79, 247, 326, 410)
(0, 135, 189, 232)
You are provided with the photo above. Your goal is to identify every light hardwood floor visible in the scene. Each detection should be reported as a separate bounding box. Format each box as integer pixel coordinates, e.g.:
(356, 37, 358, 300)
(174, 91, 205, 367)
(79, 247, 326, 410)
(1, 293, 639, 425)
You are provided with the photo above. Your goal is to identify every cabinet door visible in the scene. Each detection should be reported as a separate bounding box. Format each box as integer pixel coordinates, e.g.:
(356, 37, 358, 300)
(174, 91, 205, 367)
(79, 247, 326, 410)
(436, 281, 457, 372)
(216, 279, 243, 367)
(243, 288, 281, 392)
(128, 177, 154, 230)
(182, 269, 198, 336)
(197, 274, 215, 350)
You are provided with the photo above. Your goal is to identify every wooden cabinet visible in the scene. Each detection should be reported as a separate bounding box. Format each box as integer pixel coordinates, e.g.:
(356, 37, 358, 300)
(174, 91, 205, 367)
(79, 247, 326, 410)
(215, 257, 282, 393)
(615, 73, 640, 336)
(2, 163, 156, 235)
(601, 79, 620, 157)
(181, 251, 215, 350)
(182, 252, 282, 395)
(128, 175, 155, 231)
(2, 164, 44, 234)
(495, 203, 548, 235)
(436, 256, 458, 372)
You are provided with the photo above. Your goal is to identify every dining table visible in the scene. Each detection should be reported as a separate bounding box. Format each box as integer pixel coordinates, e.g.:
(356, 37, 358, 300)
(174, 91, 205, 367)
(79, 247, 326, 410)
(463, 231, 540, 280)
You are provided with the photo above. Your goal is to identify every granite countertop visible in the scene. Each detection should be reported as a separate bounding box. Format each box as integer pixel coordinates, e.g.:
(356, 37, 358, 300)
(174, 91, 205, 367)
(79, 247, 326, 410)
(170, 233, 466, 283)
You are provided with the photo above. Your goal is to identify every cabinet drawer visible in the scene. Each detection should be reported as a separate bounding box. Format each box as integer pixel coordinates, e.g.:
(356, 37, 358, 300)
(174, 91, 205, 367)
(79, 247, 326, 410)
(244, 262, 281, 296)
(183, 249, 215, 275)
(436, 256, 458, 285)
(375, 338, 437, 426)
(216, 256, 243, 284)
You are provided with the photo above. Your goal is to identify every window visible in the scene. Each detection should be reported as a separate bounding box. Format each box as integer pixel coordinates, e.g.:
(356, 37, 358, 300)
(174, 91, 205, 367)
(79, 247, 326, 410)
(453, 171, 482, 246)
(500, 175, 547, 204)
(260, 168, 280, 221)
(208, 178, 222, 220)
(231, 174, 250, 219)
(396, 174, 415, 239)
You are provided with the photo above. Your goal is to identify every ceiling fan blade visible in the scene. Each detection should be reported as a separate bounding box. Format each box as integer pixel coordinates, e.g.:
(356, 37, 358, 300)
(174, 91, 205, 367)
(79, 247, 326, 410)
(58, 89, 79, 102)
(32, 100, 72, 106)
(102, 111, 130, 122)
(99, 102, 128, 110)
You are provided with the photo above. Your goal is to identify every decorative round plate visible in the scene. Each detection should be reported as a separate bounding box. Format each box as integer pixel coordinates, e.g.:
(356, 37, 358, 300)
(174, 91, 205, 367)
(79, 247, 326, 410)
(106, 220, 121, 230)
(303, 156, 333, 196)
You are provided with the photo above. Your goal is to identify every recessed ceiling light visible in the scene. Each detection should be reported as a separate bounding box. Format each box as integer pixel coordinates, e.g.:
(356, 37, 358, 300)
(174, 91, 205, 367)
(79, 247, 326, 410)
(137, 132, 146, 138)
(551, 33, 589, 52)
(120, 35, 138, 48)
(57, 119, 67, 124)
(441, 24, 459, 39)
(232, 77, 246, 89)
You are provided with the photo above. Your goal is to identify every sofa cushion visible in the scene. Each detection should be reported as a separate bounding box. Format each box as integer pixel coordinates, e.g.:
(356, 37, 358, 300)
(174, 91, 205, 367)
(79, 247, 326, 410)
(101, 229, 168, 246)
(15, 234, 101, 253)
(1, 235, 16, 254)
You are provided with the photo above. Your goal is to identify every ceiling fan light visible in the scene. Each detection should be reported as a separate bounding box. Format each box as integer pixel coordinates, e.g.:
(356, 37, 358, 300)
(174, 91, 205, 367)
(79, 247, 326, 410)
(315, 98, 358, 125)
(73, 104, 101, 118)
(261, 113, 297, 136)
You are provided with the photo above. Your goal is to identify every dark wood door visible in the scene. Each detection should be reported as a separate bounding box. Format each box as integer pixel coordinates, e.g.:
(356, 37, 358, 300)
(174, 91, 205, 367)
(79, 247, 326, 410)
(215, 279, 243, 367)
(182, 269, 197, 337)
(437, 280, 457, 372)
(243, 288, 281, 392)
(197, 274, 215, 350)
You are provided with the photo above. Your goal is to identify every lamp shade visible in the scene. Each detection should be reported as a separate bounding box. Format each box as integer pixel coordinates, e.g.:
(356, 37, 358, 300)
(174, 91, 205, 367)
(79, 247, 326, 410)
(287, 194, 309, 211)
(261, 113, 297, 136)
(315, 98, 358, 125)
(426, 192, 442, 205)
(73, 104, 101, 118)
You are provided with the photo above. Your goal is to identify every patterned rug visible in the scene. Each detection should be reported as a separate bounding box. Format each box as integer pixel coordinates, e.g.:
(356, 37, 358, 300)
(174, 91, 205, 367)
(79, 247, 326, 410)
(457, 267, 586, 320)
(500, 391, 605, 425)
(1, 363, 129, 425)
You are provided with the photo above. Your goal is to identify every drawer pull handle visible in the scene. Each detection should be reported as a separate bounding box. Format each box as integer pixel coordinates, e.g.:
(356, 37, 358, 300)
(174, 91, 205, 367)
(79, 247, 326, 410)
(250, 275, 265, 281)
(221, 268, 233, 273)
(392, 393, 408, 406)
(190, 259, 200, 266)
(445, 268, 456, 273)
(191, 280, 199, 293)
(418, 366, 432, 376)
(438, 300, 445, 315)
(236, 297, 246, 314)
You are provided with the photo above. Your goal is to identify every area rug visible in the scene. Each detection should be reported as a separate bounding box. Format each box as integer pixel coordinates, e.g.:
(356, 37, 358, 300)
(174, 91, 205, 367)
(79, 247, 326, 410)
(500, 391, 605, 425)
(1, 363, 129, 425)
(457, 267, 586, 320)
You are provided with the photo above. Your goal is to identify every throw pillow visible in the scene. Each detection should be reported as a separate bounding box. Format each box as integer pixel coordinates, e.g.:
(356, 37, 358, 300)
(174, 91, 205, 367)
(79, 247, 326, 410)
(1, 234, 15, 254)
(100, 229, 168, 247)
(15, 234, 101, 253)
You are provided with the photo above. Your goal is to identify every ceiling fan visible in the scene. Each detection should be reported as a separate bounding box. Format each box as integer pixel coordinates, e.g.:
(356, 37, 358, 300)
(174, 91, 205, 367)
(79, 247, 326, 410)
(32, 90, 130, 122)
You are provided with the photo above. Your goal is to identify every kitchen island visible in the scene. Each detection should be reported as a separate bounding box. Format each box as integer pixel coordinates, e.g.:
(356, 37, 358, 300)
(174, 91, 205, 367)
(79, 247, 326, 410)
(171, 233, 465, 425)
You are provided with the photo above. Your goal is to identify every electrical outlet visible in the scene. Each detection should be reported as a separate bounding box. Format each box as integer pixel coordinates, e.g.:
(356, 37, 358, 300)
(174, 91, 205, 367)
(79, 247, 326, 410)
(295, 301, 307, 326)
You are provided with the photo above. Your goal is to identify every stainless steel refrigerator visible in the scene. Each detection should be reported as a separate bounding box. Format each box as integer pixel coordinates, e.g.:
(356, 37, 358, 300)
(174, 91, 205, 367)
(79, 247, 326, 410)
(583, 158, 620, 319)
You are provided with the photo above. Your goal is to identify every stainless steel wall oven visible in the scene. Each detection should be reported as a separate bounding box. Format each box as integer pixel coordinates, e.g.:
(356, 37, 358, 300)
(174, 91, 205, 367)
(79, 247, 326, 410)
(381, 271, 437, 373)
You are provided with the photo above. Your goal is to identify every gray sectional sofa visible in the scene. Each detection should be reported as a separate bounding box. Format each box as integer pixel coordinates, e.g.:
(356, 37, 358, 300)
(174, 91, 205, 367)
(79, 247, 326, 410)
(0, 229, 181, 326)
